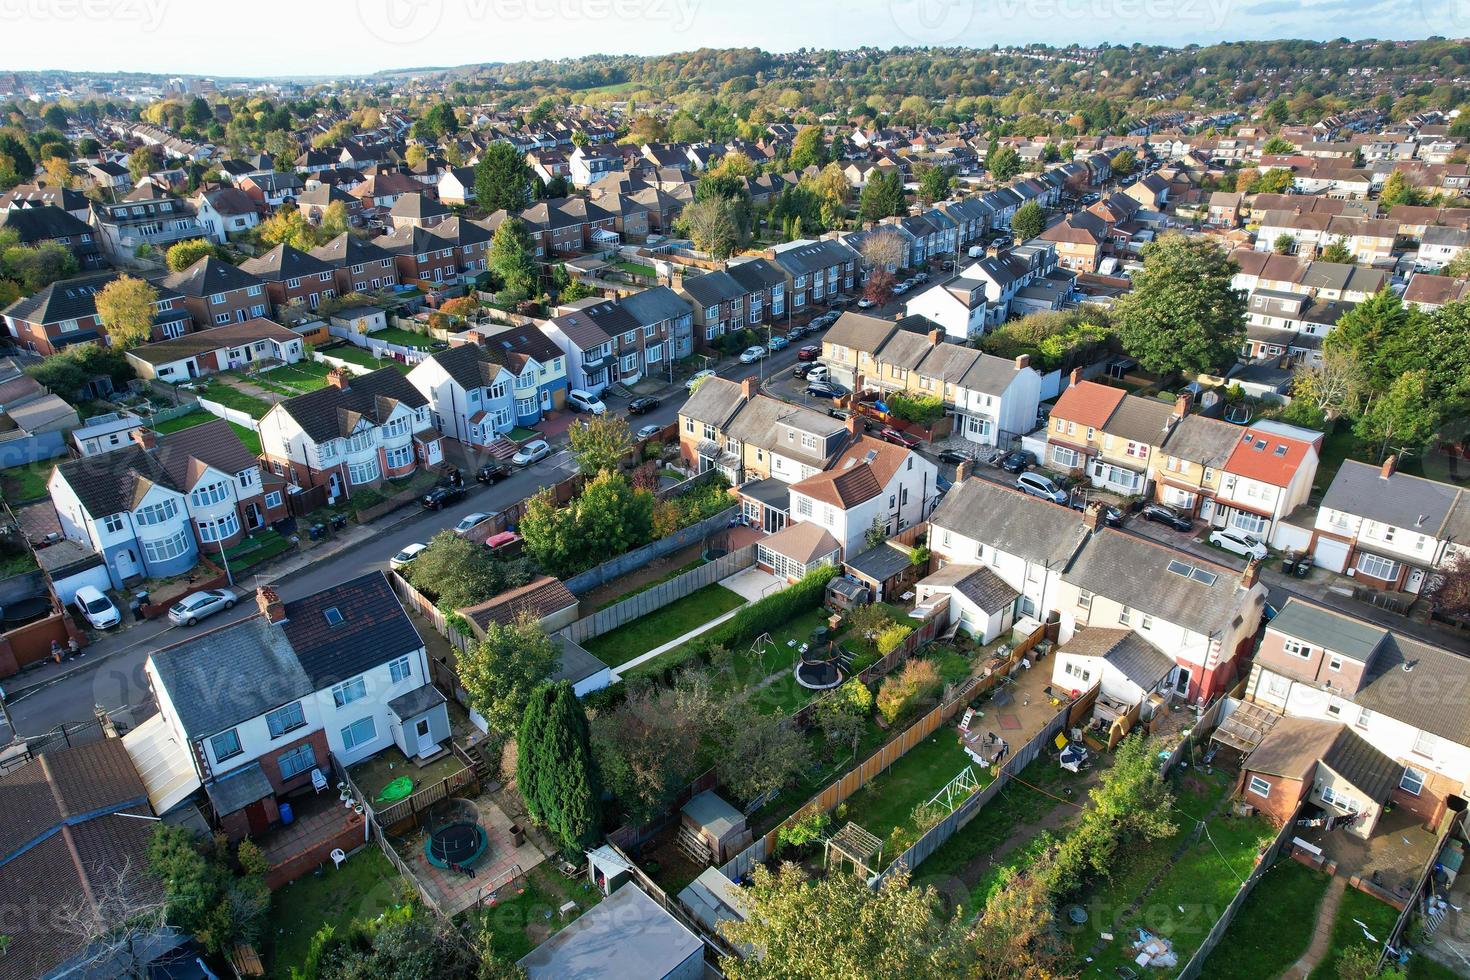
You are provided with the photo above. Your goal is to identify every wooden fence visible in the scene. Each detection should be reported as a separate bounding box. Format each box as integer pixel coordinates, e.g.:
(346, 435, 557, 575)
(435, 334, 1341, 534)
(562, 505, 741, 595)
(562, 545, 756, 644)
(389, 571, 475, 656)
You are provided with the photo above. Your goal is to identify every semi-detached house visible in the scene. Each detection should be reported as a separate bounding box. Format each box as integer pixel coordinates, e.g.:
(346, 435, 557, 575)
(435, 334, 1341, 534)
(765, 238, 859, 313)
(2, 270, 193, 354)
(239, 243, 338, 315)
(155, 254, 270, 330)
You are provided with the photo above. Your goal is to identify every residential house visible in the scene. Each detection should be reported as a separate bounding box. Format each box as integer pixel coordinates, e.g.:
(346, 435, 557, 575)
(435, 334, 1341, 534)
(1210, 420, 1321, 545)
(1310, 457, 1470, 594)
(0, 204, 106, 269)
(89, 191, 204, 261)
(786, 435, 939, 558)
(678, 377, 756, 485)
(142, 575, 449, 839)
(50, 421, 287, 586)
(1040, 212, 1108, 272)
(156, 254, 270, 330)
(677, 260, 783, 349)
(239, 243, 338, 314)
(193, 186, 261, 243)
(408, 333, 567, 446)
(902, 275, 990, 340)
(70, 410, 145, 456)
(1244, 597, 1470, 829)
(1415, 225, 1470, 272)
(387, 192, 449, 232)
(1045, 377, 1128, 478)
(257, 367, 441, 503)
(462, 321, 570, 418)
(295, 184, 361, 227)
(617, 286, 694, 375)
(1152, 413, 1242, 517)
(820, 311, 903, 389)
(125, 317, 306, 382)
(437, 166, 478, 206)
(765, 238, 859, 312)
(540, 305, 615, 395)
(1123, 172, 1170, 209)
(1, 270, 192, 355)
(309, 232, 400, 294)
(947, 349, 1042, 448)
(1207, 191, 1244, 228)
(374, 218, 490, 286)
(1402, 272, 1470, 311)
(568, 145, 623, 188)
(239, 171, 304, 211)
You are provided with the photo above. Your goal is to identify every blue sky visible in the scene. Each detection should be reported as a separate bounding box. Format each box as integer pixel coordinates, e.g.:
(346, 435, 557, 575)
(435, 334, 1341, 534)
(1, 0, 1462, 78)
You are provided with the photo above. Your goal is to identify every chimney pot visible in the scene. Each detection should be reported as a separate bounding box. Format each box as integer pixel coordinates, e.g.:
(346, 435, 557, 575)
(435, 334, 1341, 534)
(1082, 500, 1104, 532)
(845, 415, 860, 437)
(741, 377, 757, 401)
(326, 368, 351, 389)
(1173, 392, 1192, 419)
(1015, 353, 1030, 370)
(1380, 454, 1397, 479)
(257, 586, 287, 624)
(955, 459, 972, 481)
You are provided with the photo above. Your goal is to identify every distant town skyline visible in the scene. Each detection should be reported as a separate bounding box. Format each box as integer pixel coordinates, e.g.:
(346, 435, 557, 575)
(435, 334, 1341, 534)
(0, 0, 1464, 79)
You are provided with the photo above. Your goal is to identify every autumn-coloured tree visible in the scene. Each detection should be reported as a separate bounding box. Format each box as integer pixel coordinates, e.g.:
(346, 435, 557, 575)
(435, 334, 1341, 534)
(95, 275, 158, 349)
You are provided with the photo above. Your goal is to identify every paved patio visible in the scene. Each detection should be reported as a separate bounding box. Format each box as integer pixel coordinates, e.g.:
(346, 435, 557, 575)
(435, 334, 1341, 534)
(393, 792, 548, 916)
(1299, 805, 1439, 904)
(260, 790, 367, 888)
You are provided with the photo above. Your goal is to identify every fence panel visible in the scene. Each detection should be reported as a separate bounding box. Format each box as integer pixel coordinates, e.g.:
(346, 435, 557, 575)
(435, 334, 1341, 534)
(1159, 695, 1227, 778)
(195, 396, 261, 430)
(562, 545, 756, 644)
(563, 506, 741, 595)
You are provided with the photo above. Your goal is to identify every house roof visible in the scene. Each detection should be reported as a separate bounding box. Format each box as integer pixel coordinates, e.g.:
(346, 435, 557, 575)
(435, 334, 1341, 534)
(845, 541, 915, 583)
(791, 435, 909, 509)
(309, 231, 395, 268)
(389, 191, 448, 220)
(204, 761, 275, 815)
(679, 269, 743, 306)
(0, 203, 94, 244)
(1160, 414, 1240, 467)
(928, 478, 1085, 567)
(761, 521, 842, 565)
(155, 419, 259, 489)
(1104, 394, 1177, 447)
(1, 270, 120, 324)
(281, 571, 424, 690)
(825, 311, 900, 353)
(1247, 716, 1402, 804)
(518, 880, 702, 980)
(680, 376, 748, 429)
(618, 285, 689, 326)
(458, 576, 577, 634)
(126, 317, 300, 365)
(274, 366, 426, 443)
(727, 257, 785, 291)
(238, 242, 334, 282)
(1320, 460, 1470, 542)
(156, 255, 263, 298)
(1222, 425, 1316, 487)
(726, 396, 846, 466)
(1063, 627, 1173, 690)
(1051, 379, 1126, 429)
(952, 565, 1020, 613)
(423, 343, 509, 391)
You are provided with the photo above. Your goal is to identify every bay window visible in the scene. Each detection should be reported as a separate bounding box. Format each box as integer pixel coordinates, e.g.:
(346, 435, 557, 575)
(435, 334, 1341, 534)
(347, 458, 380, 485)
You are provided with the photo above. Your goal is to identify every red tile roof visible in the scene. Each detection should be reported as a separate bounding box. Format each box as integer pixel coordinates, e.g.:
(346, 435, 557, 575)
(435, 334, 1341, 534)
(1051, 380, 1126, 430)
(1223, 426, 1316, 486)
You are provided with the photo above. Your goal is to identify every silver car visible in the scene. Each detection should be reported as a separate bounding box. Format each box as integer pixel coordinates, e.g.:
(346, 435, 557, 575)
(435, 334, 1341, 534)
(168, 588, 236, 627)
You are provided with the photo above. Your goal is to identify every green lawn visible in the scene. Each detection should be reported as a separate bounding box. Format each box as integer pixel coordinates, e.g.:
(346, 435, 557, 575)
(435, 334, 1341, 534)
(0, 548, 37, 577)
(595, 557, 709, 610)
(1306, 886, 1400, 980)
(370, 326, 435, 350)
(197, 380, 274, 419)
(507, 426, 540, 442)
(230, 421, 263, 455)
(614, 260, 657, 278)
(151, 410, 213, 435)
(581, 582, 746, 667)
(0, 459, 55, 503)
(250, 361, 335, 395)
(264, 846, 404, 979)
(321, 345, 413, 374)
(1200, 859, 1333, 980)
(222, 528, 295, 571)
(471, 863, 603, 963)
(839, 728, 992, 858)
(1073, 769, 1275, 975)
(1407, 954, 1464, 980)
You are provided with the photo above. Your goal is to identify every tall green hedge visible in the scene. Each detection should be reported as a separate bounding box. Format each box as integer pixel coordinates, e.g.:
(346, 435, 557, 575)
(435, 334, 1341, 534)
(706, 564, 840, 649)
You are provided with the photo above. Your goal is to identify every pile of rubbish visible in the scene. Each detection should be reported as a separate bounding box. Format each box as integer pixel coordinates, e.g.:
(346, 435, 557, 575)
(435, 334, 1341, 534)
(1128, 929, 1177, 969)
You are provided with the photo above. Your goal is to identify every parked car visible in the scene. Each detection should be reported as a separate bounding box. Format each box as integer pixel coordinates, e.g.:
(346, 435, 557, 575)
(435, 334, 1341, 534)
(738, 345, 767, 363)
(635, 423, 662, 440)
(1015, 472, 1068, 504)
(892, 282, 910, 295)
(73, 585, 120, 630)
(1209, 528, 1268, 560)
(805, 364, 831, 384)
(1000, 449, 1036, 474)
(168, 588, 237, 627)
(768, 335, 790, 351)
(389, 543, 428, 571)
(1140, 503, 1193, 532)
(455, 512, 494, 535)
(937, 448, 975, 465)
(879, 427, 922, 449)
(421, 484, 467, 510)
(793, 362, 817, 379)
(627, 395, 661, 415)
(806, 381, 847, 400)
(797, 345, 821, 361)
(856, 297, 876, 309)
(686, 369, 717, 392)
(913, 271, 929, 282)
(475, 460, 509, 483)
(512, 439, 552, 466)
(567, 389, 607, 414)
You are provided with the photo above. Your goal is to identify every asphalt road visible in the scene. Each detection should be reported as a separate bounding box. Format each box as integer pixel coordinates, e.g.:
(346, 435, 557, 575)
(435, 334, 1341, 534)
(0, 339, 811, 746)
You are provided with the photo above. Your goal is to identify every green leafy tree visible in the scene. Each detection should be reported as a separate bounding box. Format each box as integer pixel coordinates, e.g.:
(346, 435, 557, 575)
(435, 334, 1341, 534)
(164, 238, 218, 272)
(0, 130, 35, 184)
(1378, 170, 1422, 209)
(1354, 369, 1437, 463)
(405, 530, 504, 610)
(518, 470, 654, 578)
(2, 240, 77, 291)
(1011, 200, 1044, 242)
(318, 200, 352, 240)
(147, 826, 269, 956)
(518, 681, 600, 855)
(127, 145, 160, 183)
(681, 194, 742, 259)
(256, 206, 319, 252)
(1109, 150, 1136, 175)
(1248, 167, 1294, 195)
(1261, 136, 1295, 155)
(715, 701, 813, 805)
(1273, 232, 1296, 255)
(1324, 287, 1421, 394)
(789, 126, 826, 171)
(95, 274, 158, 349)
(969, 868, 1070, 979)
(917, 164, 954, 205)
(987, 145, 1022, 182)
(567, 413, 633, 474)
(487, 217, 539, 299)
(475, 142, 533, 214)
(1319, 238, 1354, 264)
(858, 169, 905, 223)
(1443, 251, 1470, 278)
(592, 679, 715, 826)
(457, 610, 559, 734)
(1114, 235, 1246, 378)
(304, 902, 488, 980)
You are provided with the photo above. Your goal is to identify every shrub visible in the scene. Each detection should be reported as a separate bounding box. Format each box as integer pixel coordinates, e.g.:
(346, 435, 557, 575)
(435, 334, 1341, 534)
(776, 808, 830, 855)
(875, 658, 941, 724)
(707, 564, 839, 650)
(887, 393, 945, 425)
(831, 677, 874, 716)
(875, 621, 914, 656)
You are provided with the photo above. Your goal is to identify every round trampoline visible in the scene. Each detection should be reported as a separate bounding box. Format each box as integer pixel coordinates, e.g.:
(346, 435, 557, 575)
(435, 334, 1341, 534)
(795, 644, 844, 690)
(423, 798, 489, 870)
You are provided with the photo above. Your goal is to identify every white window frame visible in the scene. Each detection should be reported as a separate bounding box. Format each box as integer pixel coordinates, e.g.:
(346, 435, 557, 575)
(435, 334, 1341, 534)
(266, 701, 307, 739)
(332, 676, 367, 708)
(389, 655, 412, 683)
(1247, 776, 1271, 798)
(341, 715, 377, 751)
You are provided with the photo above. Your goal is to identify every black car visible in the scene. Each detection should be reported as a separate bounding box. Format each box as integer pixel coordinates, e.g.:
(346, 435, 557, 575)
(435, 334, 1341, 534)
(421, 484, 468, 510)
(628, 395, 661, 415)
(806, 381, 847, 399)
(475, 460, 509, 484)
(1140, 503, 1193, 532)
(793, 362, 818, 379)
(937, 448, 976, 465)
(1000, 449, 1036, 474)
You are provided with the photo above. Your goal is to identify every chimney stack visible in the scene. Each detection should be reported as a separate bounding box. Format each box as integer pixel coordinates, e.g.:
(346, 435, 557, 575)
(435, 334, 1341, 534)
(257, 586, 287, 625)
(1380, 454, 1397, 479)
(326, 368, 351, 389)
(1015, 353, 1030, 370)
(1069, 367, 1083, 387)
(741, 376, 757, 401)
(927, 328, 943, 347)
(955, 458, 973, 482)
(1173, 391, 1193, 420)
(845, 415, 860, 438)
(1082, 500, 1105, 532)
(129, 428, 157, 451)
(1241, 557, 1262, 590)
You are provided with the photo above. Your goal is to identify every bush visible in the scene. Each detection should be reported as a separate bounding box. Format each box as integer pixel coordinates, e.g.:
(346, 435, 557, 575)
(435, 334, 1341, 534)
(887, 393, 945, 426)
(875, 658, 941, 724)
(776, 807, 830, 856)
(875, 621, 914, 656)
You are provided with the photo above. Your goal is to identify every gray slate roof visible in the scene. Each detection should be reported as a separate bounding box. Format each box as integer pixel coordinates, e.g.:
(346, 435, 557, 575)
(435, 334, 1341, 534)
(679, 376, 747, 429)
(1064, 627, 1173, 689)
(1104, 394, 1177, 446)
(928, 478, 1085, 566)
(1161, 415, 1240, 468)
(824, 311, 899, 353)
(151, 618, 314, 739)
(1320, 460, 1470, 543)
(205, 762, 275, 815)
(954, 565, 1020, 612)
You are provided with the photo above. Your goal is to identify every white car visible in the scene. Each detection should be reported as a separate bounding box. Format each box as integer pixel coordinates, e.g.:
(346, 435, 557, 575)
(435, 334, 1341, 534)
(73, 585, 121, 629)
(1209, 528, 1268, 561)
(856, 298, 876, 309)
(389, 542, 428, 571)
(738, 345, 767, 364)
(805, 364, 832, 384)
(1015, 472, 1068, 505)
(567, 388, 606, 414)
(454, 512, 494, 535)
(686, 369, 717, 392)
(512, 438, 552, 466)
(167, 588, 236, 627)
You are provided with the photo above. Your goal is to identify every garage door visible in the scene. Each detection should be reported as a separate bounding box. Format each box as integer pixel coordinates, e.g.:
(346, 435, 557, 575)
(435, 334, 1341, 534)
(1313, 537, 1351, 574)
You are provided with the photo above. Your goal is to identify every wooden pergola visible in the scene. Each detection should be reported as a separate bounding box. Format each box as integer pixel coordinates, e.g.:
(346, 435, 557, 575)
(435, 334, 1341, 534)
(824, 821, 884, 878)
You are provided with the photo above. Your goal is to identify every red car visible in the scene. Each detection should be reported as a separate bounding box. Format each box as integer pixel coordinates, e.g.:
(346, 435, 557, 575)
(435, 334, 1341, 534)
(879, 427, 922, 449)
(797, 345, 821, 361)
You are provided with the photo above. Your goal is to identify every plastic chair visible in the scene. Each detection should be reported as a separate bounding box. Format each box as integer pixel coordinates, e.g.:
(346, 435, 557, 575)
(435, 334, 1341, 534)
(330, 848, 347, 871)
(310, 768, 329, 794)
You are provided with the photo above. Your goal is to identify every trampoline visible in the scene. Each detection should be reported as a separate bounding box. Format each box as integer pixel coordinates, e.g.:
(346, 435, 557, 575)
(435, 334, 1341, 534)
(423, 798, 490, 870)
(795, 644, 844, 690)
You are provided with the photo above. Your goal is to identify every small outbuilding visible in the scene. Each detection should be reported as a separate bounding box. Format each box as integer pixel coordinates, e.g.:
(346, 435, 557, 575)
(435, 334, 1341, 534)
(680, 789, 750, 864)
(519, 883, 704, 980)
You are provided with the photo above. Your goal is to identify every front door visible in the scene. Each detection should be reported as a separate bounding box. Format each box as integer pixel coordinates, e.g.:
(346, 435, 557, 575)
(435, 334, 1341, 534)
(245, 799, 270, 836)
(1173, 666, 1192, 698)
(114, 547, 140, 580)
(327, 471, 342, 503)
(246, 502, 265, 530)
(415, 717, 435, 757)
(1407, 567, 1427, 593)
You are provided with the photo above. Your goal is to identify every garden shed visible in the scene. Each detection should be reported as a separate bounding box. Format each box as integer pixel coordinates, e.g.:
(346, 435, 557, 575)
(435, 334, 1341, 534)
(680, 789, 750, 864)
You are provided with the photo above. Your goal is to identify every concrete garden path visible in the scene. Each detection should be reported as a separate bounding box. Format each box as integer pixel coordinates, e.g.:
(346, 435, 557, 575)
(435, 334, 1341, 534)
(1284, 875, 1348, 980)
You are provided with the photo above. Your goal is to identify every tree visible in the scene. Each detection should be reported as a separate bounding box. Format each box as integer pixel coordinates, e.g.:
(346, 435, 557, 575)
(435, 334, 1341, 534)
(1243, 167, 1294, 195)
(0, 130, 33, 185)
(1109, 150, 1136, 175)
(858, 227, 906, 275)
(789, 127, 826, 171)
(307, 903, 487, 980)
(1354, 369, 1437, 463)
(53, 859, 169, 978)
(858, 169, 904, 224)
(475, 142, 533, 214)
(968, 868, 1069, 980)
(1324, 287, 1421, 394)
(517, 681, 600, 855)
(43, 155, 73, 189)
(423, 102, 459, 137)
(592, 678, 715, 825)
(1261, 136, 1295, 155)
(1378, 170, 1422, 209)
(405, 530, 506, 610)
(1444, 251, 1470, 278)
(568, 413, 633, 474)
(1273, 232, 1296, 255)
(456, 611, 558, 734)
(917, 164, 954, 205)
(487, 217, 539, 299)
(875, 658, 940, 724)
(95, 275, 158, 349)
(517, 470, 654, 578)
(1428, 552, 1470, 621)
(404, 143, 428, 169)
(127, 145, 160, 183)
(987, 145, 1022, 182)
(682, 194, 741, 260)
(1114, 235, 1246, 378)
(318, 199, 351, 240)
(1011, 200, 1044, 242)
(1291, 348, 1365, 421)
(718, 864, 969, 980)
(256, 206, 319, 252)
(2, 240, 77, 291)
(863, 514, 888, 551)
(147, 826, 268, 956)
(714, 701, 812, 805)
(1319, 238, 1354, 264)
(165, 238, 218, 272)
